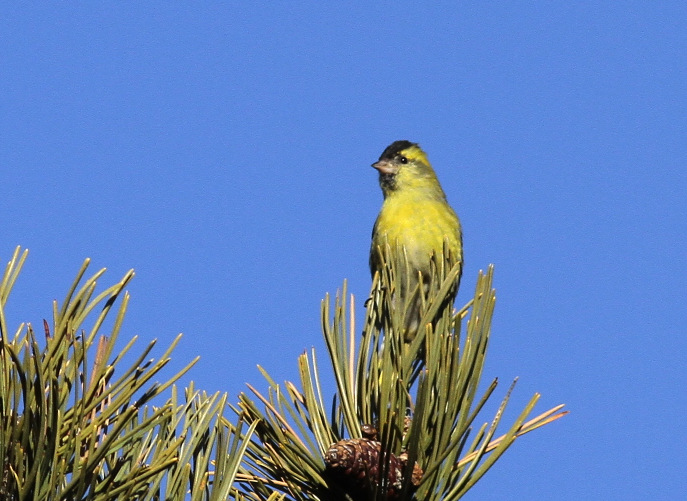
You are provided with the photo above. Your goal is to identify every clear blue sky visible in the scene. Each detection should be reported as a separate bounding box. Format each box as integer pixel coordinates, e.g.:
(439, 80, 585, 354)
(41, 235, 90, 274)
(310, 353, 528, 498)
(2, 3, 686, 499)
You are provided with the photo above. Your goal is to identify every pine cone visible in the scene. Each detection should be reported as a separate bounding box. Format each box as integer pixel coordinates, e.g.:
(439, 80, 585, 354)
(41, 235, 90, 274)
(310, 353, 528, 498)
(398, 452, 424, 489)
(324, 438, 422, 500)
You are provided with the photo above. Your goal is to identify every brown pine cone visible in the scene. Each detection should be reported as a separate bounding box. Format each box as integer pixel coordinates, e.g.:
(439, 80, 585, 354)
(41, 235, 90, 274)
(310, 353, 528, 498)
(324, 437, 422, 500)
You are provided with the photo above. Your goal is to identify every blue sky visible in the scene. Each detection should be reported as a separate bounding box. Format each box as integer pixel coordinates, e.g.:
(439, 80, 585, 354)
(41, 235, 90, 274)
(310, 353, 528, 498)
(2, 3, 686, 499)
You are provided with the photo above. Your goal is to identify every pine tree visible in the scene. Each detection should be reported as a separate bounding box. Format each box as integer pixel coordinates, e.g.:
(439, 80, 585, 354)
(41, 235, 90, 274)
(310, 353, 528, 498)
(0, 247, 253, 500)
(0, 244, 566, 501)
(234, 246, 567, 500)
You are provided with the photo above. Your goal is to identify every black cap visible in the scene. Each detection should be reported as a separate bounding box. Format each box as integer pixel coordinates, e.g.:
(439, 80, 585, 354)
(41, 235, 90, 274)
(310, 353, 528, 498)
(378, 140, 416, 160)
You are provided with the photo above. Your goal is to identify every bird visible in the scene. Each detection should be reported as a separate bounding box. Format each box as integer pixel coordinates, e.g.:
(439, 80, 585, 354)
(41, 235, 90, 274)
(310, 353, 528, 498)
(369, 140, 463, 342)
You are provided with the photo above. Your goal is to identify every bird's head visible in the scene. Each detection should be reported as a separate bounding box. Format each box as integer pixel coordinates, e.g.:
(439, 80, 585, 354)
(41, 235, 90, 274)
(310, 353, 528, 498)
(372, 140, 444, 198)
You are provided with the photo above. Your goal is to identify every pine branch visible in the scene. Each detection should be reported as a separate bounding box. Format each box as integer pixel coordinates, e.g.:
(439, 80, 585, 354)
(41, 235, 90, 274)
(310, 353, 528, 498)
(0, 246, 252, 501)
(234, 246, 567, 500)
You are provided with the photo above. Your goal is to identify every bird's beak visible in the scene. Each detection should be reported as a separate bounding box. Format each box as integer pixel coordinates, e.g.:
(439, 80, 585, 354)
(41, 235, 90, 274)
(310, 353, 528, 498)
(372, 159, 396, 175)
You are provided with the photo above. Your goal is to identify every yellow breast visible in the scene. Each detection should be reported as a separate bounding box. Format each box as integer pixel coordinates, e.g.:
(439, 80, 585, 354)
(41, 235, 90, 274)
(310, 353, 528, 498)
(372, 194, 461, 271)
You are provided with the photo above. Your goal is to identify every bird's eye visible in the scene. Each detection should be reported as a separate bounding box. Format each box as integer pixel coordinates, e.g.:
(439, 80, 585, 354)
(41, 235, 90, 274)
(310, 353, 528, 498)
(398, 155, 408, 164)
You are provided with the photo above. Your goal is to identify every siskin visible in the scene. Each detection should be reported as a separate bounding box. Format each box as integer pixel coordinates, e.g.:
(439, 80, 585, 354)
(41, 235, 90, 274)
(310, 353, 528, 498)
(369, 140, 463, 341)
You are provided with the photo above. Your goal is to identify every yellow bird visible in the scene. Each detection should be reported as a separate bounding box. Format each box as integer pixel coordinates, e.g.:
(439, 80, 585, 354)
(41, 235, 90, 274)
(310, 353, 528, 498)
(369, 140, 463, 341)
